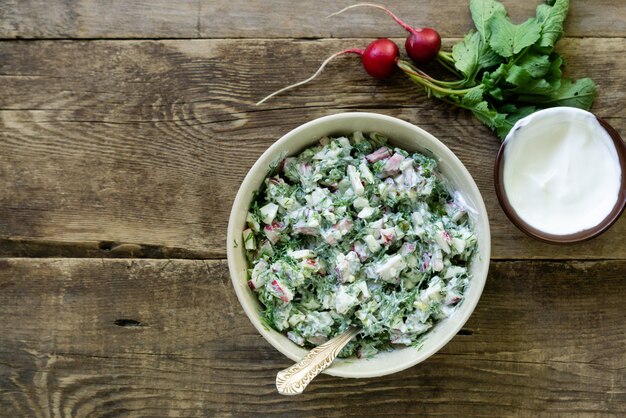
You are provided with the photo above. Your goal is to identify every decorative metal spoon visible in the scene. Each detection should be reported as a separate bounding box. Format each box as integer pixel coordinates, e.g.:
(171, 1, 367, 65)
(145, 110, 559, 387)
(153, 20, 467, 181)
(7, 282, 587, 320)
(276, 327, 359, 395)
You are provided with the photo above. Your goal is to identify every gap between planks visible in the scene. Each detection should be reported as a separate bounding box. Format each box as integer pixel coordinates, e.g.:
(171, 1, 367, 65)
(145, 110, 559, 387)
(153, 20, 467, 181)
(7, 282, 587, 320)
(1, 242, 625, 263)
(0, 35, 623, 42)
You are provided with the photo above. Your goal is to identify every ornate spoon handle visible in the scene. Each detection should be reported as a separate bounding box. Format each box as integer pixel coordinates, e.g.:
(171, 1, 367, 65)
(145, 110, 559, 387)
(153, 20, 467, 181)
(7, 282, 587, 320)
(276, 327, 359, 395)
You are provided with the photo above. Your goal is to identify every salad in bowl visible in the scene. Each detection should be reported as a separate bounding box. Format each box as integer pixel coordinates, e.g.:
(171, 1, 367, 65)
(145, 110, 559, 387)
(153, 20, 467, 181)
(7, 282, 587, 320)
(227, 113, 490, 378)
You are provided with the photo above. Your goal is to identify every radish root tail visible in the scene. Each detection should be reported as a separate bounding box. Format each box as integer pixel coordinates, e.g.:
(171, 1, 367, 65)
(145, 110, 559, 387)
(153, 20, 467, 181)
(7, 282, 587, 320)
(327, 3, 414, 33)
(256, 49, 363, 106)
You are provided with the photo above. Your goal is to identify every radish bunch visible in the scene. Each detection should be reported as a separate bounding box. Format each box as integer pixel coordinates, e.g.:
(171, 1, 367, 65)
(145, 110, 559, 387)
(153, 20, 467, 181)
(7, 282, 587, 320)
(329, 3, 441, 64)
(257, 3, 440, 105)
(256, 0, 597, 141)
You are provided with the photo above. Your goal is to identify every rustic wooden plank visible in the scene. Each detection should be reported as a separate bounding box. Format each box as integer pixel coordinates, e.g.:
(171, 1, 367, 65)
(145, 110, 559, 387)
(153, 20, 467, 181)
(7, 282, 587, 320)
(0, 38, 625, 259)
(0, 0, 199, 39)
(1, 0, 625, 39)
(0, 258, 624, 416)
(0, 238, 203, 259)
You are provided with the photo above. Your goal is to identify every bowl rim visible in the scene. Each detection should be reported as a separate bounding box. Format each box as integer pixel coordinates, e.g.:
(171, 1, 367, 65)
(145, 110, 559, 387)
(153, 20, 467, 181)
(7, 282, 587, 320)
(493, 107, 626, 244)
(227, 112, 491, 377)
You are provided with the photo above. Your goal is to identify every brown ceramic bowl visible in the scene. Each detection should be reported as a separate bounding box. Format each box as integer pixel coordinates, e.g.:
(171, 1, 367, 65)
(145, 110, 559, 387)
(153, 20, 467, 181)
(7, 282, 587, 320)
(494, 113, 626, 244)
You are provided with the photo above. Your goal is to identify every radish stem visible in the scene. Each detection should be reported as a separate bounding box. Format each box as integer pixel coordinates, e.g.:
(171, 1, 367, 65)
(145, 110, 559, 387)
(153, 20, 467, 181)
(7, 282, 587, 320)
(256, 48, 364, 105)
(397, 60, 473, 96)
(436, 55, 463, 79)
(438, 50, 454, 60)
(404, 64, 461, 87)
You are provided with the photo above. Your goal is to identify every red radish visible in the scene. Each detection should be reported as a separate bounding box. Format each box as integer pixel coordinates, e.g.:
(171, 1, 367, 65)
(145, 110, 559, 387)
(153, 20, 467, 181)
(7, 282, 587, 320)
(361, 38, 399, 79)
(270, 279, 294, 303)
(293, 223, 318, 236)
(365, 147, 392, 163)
(435, 230, 453, 253)
(353, 242, 369, 262)
(256, 38, 399, 105)
(444, 294, 462, 306)
(329, 3, 441, 64)
(382, 152, 405, 176)
(399, 242, 416, 256)
(332, 218, 353, 234)
(302, 258, 318, 271)
(248, 276, 263, 291)
(405, 28, 441, 64)
(380, 227, 395, 243)
(263, 221, 283, 244)
(422, 252, 431, 272)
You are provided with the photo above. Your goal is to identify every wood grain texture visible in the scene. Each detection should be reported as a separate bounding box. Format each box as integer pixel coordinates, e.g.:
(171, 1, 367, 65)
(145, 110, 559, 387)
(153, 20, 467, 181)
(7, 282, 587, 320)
(1, 1, 625, 416)
(0, 258, 624, 416)
(1, 38, 625, 259)
(1, 0, 626, 39)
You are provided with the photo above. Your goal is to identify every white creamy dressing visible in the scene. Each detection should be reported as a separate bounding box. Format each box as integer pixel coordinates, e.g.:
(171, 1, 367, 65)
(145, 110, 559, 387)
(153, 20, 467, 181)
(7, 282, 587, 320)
(503, 107, 621, 235)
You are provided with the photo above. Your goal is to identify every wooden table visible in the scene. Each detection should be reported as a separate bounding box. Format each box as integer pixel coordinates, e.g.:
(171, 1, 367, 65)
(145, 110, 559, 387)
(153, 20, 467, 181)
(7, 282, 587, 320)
(0, 1, 624, 416)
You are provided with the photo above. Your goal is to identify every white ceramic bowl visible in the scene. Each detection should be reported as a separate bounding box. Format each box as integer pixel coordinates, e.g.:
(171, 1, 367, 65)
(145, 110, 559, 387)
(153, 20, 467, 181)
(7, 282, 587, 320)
(227, 112, 490, 378)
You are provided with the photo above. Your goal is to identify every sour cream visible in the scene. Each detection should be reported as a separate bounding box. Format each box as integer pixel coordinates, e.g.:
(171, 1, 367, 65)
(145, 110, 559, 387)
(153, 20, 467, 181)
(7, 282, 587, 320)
(502, 107, 621, 236)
